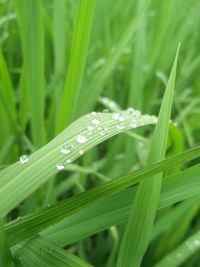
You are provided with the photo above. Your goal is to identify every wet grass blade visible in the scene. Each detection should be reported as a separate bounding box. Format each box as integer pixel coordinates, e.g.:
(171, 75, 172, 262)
(117, 44, 180, 267)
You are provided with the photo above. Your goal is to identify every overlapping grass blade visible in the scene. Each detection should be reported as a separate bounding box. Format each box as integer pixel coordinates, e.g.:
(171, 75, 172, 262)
(117, 45, 180, 267)
(5, 146, 200, 247)
(15, 0, 46, 148)
(14, 235, 92, 267)
(56, 0, 96, 132)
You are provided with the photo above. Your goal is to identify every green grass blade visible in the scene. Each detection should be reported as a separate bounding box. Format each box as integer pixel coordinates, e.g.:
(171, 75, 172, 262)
(15, 0, 46, 148)
(56, 0, 96, 132)
(5, 146, 200, 247)
(0, 218, 14, 267)
(0, 109, 156, 216)
(117, 44, 180, 267)
(14, 235, 92, 267)
(154, 229, 200, 267)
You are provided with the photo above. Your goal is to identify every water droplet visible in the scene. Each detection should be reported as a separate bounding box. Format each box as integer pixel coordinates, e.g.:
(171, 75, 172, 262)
(87, 111, 96, 118)
(129, 120, 137, 128)
(19, 155, 29, 164)
(79, 149, 85, 155)
(118, 115, 126, 122)
(86, 125, 94, 131)
(112, 113, 120, 120)
(127, 107, 134, 114)
(134, 110, 141, 117)
(66, 159, 72, 163)
(117, 123, 125, 130)
(91, 118, 101, 125)
(56, 163, 65, 170)
(61, 144, 73, 154)
(76, 135, 88, 144)
(47, 204, 50, 207)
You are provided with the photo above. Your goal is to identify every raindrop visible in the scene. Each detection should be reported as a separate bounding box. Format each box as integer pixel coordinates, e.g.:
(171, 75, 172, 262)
(127, 107, 134, 114)
(134, 110, 141, 117)
(87, 111, 96, 118)
(66, 159, 72, 163)
(19, 155, 29, 164)
(117, 123, 125, 130)
(79, 149, 85, 155)
(118, 115, 126, 122)
(112, 113, 120, 120)
(76, 135, 88, 144)
(129, 120, 137, 128)
(91, 118, 101, 125)
(61, 144, 73, 154)
(56, 163, 65, 170)
(86, 125, 94, 132)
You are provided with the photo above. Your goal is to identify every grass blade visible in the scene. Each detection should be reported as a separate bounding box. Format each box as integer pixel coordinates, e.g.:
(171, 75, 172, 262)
(15, 0, 46, 148)
(117, 44, 180, 267)
(56, 0, 96, 132)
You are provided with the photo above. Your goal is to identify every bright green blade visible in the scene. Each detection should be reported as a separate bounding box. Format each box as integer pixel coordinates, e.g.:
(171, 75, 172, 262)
(154, 229, 200, 267)
(0, 109, 157, 217)
(0, 218, 14, 267)
(5, 146, 200, 247)
(14, 235, 92, 267)
(56, 0, 96, 132)
(117, 44, 180, 267)
(15, 0, 46, 148)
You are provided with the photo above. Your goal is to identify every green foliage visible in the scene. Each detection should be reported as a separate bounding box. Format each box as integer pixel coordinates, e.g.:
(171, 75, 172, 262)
(1, 0, 200, 266)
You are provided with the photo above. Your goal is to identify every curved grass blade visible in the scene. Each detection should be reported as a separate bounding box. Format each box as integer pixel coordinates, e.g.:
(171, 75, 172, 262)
(117, 44, 180, 267)
(0, 109, 157, 217)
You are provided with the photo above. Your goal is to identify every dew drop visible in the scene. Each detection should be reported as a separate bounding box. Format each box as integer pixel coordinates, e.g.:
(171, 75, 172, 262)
(129, 120, 137, 128)
(86, 125, 94, 131)
(134, 110, 141, 117)
(117, 123, 125, 130)
(76, 135, 88, 144)
(127, 107, 134, 114)
(79, 149, 85, 155)
(56, 163, 65, 170)
(61, 144, 73, 154)
(19, 155, 29, 164)
(66, 159, 72, 163)
(91, 118, 101, 125)
(112, 113, 120, 120)
(118, 115, 126, 122)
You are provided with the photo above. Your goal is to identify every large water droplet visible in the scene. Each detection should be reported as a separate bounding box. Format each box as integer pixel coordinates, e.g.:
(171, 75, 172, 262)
(19, 155, 29, 164)
(76, 135, 88, 144)
(61, 144, 73, 154)
(91, 118, 101, 125)
(56, 163, 65, 170)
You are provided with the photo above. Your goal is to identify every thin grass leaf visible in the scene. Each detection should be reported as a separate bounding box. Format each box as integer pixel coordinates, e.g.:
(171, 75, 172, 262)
(154, 229, 200, 267)
(56, 0, 96, 132)
(14, 235, 93, 267)
(5, 146, 200, 247)
(0, 218, 14, 267)
(15, 0, 46, 148)
(117, 44, 180, 267)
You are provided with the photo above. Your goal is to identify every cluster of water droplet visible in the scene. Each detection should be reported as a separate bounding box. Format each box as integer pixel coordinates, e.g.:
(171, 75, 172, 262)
(18, 108, 158, 172)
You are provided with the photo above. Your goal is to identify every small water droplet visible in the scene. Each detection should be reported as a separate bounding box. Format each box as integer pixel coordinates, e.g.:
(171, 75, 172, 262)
(134, 110, 141, 117)
(118, 115, 126, 122)
(129, 120, 137, 128)
(61, 144, 73, 154)
(56, 163, 65, 170)
(86, 125, 94, 131)
(79, 149, 85, 155)
(19, 155, 29, 164)
(87, 111, 96, 118)
(117, 123, 125, 130)
(112, 113, 120, 120)
(66, 159, 72, 163)
(127, 107, 134, 114)
(47, 204, 50, 207)
(76, 135, 88, 144)
(91, 118, 101, 125)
